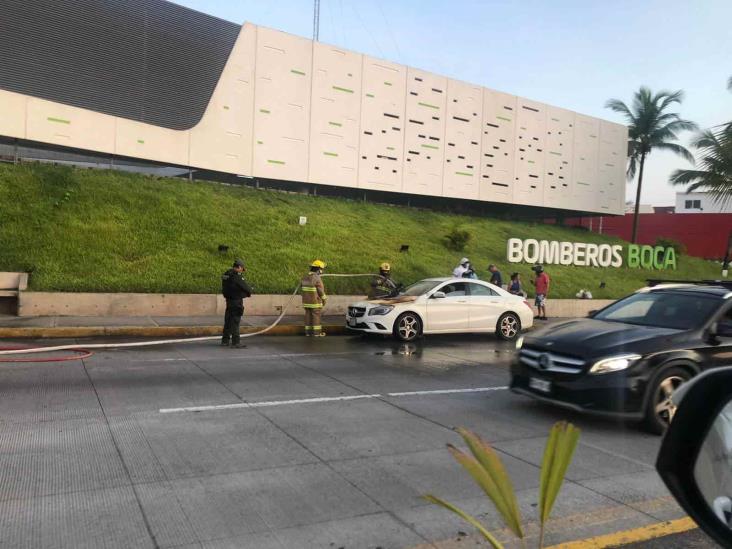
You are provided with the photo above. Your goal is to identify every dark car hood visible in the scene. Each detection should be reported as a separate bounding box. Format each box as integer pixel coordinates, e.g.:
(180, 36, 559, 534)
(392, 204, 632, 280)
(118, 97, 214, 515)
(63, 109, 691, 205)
(524, 318, 684, 358)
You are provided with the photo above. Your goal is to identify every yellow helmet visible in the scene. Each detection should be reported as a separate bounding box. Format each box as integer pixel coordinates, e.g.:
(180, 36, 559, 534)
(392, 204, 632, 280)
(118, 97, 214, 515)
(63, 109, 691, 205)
(311, 259, 326, 269)
(380, 262, 391, 272)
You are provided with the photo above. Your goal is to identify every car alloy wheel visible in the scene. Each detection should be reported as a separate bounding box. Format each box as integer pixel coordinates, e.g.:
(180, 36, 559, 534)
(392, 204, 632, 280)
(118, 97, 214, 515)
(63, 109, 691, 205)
(496, 313, 521, 341)
(396, 313, 421, 342)
(654, 375, 685, 425)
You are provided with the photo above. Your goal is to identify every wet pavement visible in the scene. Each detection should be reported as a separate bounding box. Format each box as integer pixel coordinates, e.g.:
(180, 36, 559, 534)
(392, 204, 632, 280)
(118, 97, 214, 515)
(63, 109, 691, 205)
(0, 333, 710, 548)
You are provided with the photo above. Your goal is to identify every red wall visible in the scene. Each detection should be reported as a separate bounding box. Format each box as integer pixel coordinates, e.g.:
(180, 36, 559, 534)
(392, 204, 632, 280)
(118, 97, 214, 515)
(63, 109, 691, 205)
(561, 213, 732, 259)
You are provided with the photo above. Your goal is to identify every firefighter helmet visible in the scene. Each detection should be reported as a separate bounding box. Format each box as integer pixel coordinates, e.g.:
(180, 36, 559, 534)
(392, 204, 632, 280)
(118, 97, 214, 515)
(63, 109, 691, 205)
(311, 259, 326, 269)
(380, 262, 391, 272)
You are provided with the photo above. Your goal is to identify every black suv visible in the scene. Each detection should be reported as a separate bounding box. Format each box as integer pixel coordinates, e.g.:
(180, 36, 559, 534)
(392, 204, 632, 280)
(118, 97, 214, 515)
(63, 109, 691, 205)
(510, 282, 732, 434)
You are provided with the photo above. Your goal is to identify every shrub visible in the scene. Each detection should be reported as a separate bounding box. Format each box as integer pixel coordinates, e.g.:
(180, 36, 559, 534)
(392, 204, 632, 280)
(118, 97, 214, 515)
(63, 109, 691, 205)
(444, 226, 472, 251)
(655, 237, 686, 256)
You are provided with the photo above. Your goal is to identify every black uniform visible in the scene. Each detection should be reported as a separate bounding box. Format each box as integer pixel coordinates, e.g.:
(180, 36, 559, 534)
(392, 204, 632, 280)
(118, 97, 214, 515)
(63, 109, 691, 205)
(221, 268, 252, 345)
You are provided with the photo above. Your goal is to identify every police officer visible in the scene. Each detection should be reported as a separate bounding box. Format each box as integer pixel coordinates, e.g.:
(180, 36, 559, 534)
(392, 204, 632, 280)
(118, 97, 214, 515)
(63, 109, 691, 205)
(368, 262, 399, 299)
(221, 259, 252, 348)
(301, 260, 327, 337)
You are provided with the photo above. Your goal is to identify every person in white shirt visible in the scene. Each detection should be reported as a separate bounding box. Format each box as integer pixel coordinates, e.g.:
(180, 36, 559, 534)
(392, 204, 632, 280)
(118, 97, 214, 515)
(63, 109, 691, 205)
(453, 257, 470, 278)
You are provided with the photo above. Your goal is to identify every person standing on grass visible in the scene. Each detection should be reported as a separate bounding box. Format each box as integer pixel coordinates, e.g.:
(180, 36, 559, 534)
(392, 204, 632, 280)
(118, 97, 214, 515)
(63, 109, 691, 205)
(221, 259, 252, 348)
(531, 264, 550, 320)
(488, 264, 503, 288)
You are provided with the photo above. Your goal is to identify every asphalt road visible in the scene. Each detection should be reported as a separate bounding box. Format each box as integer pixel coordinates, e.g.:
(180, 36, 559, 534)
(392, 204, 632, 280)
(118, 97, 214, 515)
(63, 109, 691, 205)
(0, 333, 717, 548)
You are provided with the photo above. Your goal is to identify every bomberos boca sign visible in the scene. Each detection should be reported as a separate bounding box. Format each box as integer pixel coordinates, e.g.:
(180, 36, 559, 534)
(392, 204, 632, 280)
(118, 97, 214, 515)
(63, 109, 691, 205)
(506, 238, 677, 270)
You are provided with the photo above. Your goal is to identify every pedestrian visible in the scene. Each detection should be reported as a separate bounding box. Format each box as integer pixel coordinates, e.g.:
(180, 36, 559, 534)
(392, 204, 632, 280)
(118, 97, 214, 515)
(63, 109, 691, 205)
(508, 272, 524, 296)
(452, 257, 470, 278)
(531, 264, 550, 320)
(301, 260, 327, 337)
(221, 259, 252, 348)
(368, 262, 399, 299)
(488, 264, 503, 288)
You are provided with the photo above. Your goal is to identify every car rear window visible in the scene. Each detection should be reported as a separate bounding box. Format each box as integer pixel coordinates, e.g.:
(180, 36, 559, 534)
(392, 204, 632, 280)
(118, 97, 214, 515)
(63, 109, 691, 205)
(595, 291, 721, 330)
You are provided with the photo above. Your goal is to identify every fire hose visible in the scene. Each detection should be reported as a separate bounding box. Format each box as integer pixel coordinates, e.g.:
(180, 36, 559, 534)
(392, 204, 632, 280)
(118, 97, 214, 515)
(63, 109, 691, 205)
(0, 273, 384, 360)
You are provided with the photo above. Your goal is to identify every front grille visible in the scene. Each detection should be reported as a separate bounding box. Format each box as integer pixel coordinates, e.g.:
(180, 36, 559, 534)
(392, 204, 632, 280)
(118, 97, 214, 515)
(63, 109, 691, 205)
(348, 306, 366, 318)
(519, 347, 585, 374)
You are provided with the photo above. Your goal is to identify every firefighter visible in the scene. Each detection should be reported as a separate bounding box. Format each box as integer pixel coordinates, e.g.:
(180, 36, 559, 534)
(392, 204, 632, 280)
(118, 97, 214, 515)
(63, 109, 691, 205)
(368, 262, 399, 299)
(221, 259, 252, 348)
(301, 260, 327, 337)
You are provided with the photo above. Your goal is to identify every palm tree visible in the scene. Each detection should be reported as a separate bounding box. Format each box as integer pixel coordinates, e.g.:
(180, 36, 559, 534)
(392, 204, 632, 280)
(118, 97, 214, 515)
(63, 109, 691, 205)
(670, 126, 732, 205)
(670, 79, 732, 206)
(605, 88, 697, 243)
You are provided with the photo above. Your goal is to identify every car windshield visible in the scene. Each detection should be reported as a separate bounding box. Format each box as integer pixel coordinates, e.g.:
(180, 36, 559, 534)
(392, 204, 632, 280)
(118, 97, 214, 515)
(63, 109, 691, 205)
(593, 291, 721, 330)
(401, 280, 442, 296)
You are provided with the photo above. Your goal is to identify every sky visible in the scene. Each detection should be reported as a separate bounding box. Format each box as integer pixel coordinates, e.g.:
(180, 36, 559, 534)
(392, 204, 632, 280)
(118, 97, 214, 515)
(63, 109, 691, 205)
(176, 0, 731, 207)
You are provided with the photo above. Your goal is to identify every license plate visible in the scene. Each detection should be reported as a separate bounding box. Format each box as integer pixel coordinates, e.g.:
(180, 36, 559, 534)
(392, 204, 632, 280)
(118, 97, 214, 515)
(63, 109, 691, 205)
(529, 377, 551, 393)
(348, 317, 357, 327)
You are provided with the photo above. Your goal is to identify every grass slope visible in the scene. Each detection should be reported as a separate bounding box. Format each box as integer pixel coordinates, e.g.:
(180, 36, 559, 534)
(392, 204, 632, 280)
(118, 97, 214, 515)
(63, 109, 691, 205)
(0, 163, 720, 298)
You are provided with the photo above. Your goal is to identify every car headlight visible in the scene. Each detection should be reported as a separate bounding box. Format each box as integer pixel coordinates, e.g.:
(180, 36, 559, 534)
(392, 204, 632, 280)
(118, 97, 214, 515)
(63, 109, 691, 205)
(589, 354, 642, 375)
(515, 336, 524, 350)
(369, 305, 394, 316)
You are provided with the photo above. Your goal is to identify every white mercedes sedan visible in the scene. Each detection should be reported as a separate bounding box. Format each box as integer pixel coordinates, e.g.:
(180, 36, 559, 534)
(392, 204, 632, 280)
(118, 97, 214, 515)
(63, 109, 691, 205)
(346, 277, 534, 341)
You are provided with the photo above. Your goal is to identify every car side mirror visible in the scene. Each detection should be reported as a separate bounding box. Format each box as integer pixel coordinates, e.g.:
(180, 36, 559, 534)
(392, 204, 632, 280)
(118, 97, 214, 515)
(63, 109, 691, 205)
(431, 291, 446, 299)
(718, 322, 732, 338)
(656, 367, 732, 547)
(587, 309, 597, 318)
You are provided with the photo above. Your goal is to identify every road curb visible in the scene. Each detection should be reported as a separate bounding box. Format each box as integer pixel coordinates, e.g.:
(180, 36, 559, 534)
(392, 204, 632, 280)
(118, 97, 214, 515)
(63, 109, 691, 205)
(0, 324, 349, 339)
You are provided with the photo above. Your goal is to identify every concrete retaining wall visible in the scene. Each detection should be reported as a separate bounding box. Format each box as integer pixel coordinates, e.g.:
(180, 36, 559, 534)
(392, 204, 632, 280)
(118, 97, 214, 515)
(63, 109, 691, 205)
(17, 292, 615, 319)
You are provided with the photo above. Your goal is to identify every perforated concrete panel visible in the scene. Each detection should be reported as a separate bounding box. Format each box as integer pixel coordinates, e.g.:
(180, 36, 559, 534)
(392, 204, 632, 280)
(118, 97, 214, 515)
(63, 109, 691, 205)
(116, 118, 189, 166)
(513, 98, 546, 206)
(190, 23, 256, 176)
(253, 27, 312, 182)
(572, 114, 601, 212)
(0, 90, 26, 139)
(26, 97, 115, 153)
(443, 79, 482, 200)
(598, 120, 627, 215)
(358, 56, 407, 192)
(308, 43, 363, 188)
(543, 105, 575, 209)
(480, 89, 517, 203)
(402, 67, 447, 197)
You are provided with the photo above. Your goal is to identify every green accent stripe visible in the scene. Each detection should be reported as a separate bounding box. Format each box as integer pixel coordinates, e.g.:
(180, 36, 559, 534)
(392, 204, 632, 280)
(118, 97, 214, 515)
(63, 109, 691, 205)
(137, 139, 145, 144)
(384, 81, 392, 86)
(303, 304, 324, 308)
(291, 69, 306, 76)
(496, 115, 511, 122)
(259, 108, 270, 114)
(418, 102, 439, 109)
(333, 85, 354, 93)
(421, 144, 438, 150)
(455, 171, 473, 176)
(302, 287, 317, 291)
(366, 93, 375, 98)
(267, 159, 285, 165)
(257, 140, 263, 145)
(328, 121, 342, 127)
(47, 117, 70, 124)
(549, 151, 562, 156)
(323, 151, 338, 157)
(527, 160, 535, 164)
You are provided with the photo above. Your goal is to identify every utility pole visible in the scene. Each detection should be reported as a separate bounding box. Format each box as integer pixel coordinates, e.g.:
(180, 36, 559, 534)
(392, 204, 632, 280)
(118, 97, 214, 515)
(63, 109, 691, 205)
(313, 0, 320, 41)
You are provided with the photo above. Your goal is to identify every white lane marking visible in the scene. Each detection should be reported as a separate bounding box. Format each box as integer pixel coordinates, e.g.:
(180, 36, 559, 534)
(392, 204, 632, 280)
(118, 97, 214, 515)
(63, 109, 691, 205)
(387, 387, 508, 397)
(159, 386, 508, 414)
(160, 394, 381, 413)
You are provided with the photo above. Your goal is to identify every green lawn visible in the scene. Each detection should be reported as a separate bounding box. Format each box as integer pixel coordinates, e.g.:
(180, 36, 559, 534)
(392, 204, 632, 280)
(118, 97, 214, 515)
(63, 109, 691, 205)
(0, 163, 721, 298)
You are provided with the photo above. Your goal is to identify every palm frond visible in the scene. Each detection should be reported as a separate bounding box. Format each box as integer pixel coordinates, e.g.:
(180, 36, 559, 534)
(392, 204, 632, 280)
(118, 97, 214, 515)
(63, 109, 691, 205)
(727, 75, 732, 92)
(653, 142, 695, 164)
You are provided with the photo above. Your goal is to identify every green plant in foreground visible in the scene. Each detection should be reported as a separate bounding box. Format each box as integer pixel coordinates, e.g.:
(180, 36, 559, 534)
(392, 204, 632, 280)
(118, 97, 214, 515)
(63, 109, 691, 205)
(425, 422, 580, 548)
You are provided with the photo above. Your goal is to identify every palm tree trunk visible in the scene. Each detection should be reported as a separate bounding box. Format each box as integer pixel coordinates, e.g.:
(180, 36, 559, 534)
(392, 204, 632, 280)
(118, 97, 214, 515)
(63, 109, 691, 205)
(631, 153, 646, 244)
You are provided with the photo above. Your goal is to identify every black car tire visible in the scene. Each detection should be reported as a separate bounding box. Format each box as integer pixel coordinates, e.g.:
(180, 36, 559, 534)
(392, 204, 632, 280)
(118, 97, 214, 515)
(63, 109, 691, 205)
(496, 312, 521, 341)
(643, 366, 692, 435)
(394, 312, 422, 342)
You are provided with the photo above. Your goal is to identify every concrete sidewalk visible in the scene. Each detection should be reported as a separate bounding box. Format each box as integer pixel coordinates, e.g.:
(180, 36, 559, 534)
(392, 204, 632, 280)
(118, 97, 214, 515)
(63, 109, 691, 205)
(0, 314, 347, 338)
